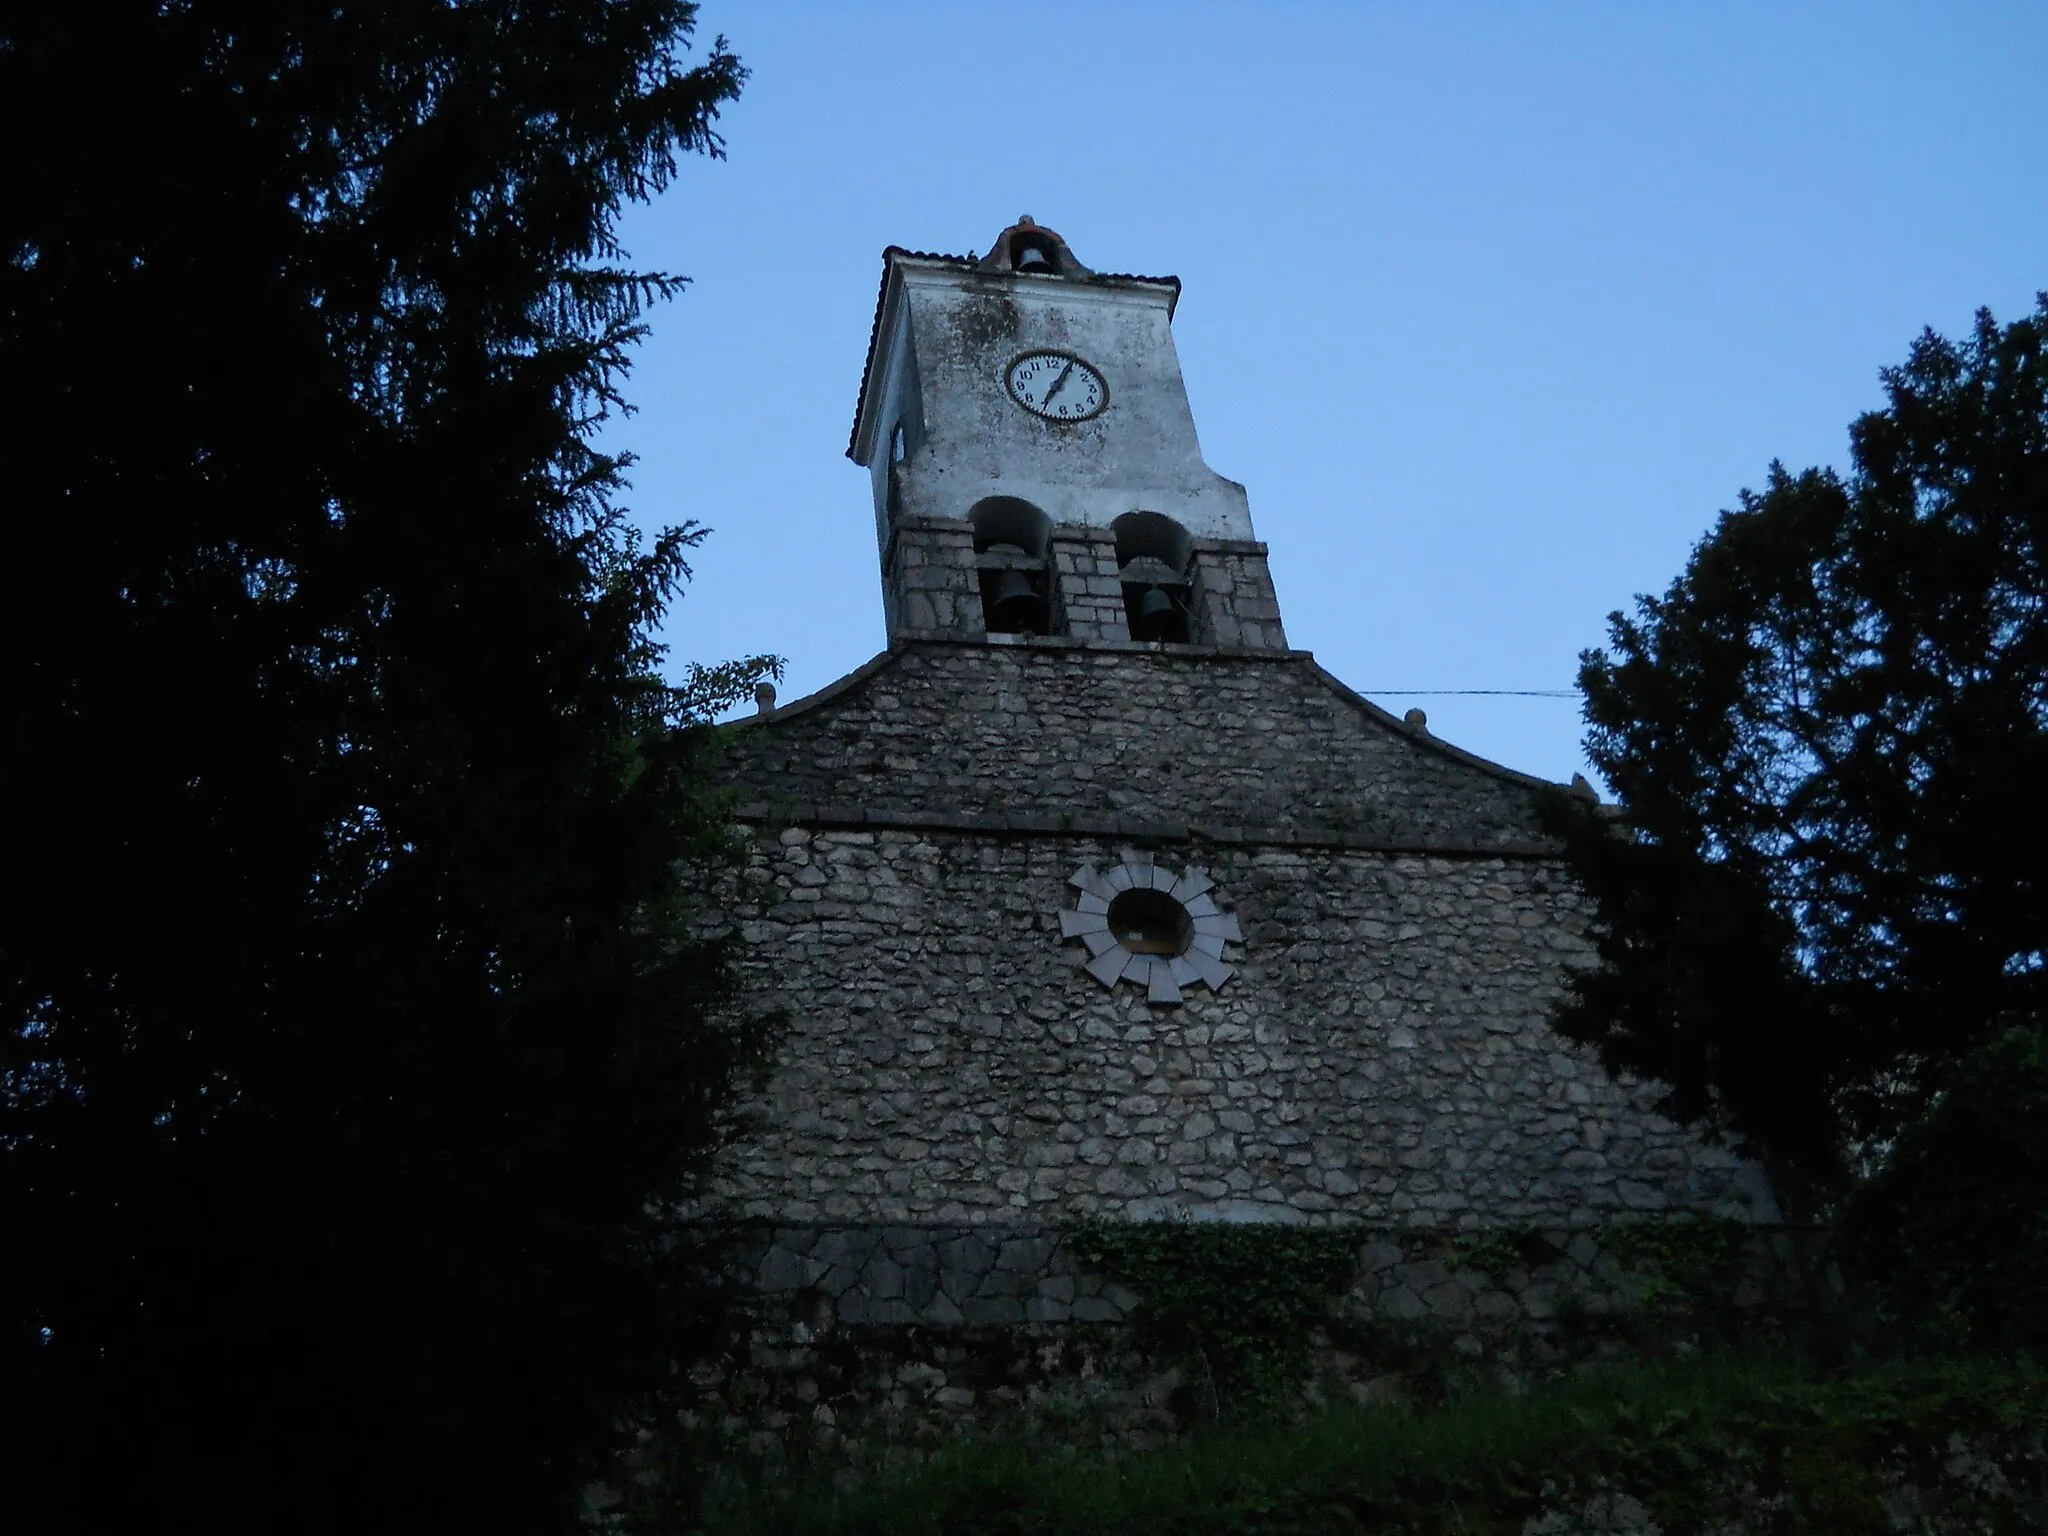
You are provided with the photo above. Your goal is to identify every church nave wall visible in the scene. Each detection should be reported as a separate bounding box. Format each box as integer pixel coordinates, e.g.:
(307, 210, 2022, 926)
(707, 825, 1757, 1232)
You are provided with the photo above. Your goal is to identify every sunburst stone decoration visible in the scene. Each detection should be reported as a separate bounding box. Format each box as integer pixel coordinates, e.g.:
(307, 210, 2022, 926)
(1058, 853, 1241, 1006)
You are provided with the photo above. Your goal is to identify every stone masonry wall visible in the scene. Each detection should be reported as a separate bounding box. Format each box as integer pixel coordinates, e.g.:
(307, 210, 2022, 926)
(680, 639, 1791, 1477)
(1188, 538, 1288, 650)
(709, 826, 1755, 1229)
(882, 517, 981, 641)
(721, 643, 1550, 851)
(711, 642, 1766, 1231)
(667, 1222, 1818, 1466)
(711, 1221, 1809, 1333)
(879, 526, 1289, 651)
(1048, 525, 1127, 642)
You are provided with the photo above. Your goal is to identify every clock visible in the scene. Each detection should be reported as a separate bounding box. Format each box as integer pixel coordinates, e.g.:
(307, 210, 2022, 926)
(1005, 350, 1107, 422)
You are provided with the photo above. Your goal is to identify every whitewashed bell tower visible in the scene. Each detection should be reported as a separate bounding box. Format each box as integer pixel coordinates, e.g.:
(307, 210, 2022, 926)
(847, 218, 1287, 650)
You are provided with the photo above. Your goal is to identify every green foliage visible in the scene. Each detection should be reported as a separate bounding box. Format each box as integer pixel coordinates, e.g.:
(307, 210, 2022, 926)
(2, 3, 769, 1530)
(690, 1355, 2048, 1536)
(1552, 298, 2048, 1192)
(1601, 1217, 1749, 1313)
(1065, 1221, 1359, 1410)
(1838, 1022, 2048, 1347)
(1440, 1219, 1752, 1322)
(1443, 1227, 1555, 1282)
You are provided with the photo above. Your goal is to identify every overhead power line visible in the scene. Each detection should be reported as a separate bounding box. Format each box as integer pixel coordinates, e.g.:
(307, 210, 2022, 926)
(1367, 689, 1579, 698)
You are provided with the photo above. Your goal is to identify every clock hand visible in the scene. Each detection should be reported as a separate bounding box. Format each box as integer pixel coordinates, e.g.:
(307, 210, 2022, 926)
(1042, 358, 1075, 405)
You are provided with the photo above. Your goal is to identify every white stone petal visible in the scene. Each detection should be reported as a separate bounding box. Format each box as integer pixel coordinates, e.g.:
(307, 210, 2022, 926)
(1084, 947, 1131, 987)
(1147, 959, 1183, 1006)
(1070, 864, 1117, 902)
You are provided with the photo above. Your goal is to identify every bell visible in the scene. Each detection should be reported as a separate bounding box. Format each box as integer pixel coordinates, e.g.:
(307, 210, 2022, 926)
(1131, 585, 1184, 643)
(988, 568, 1048, 634)
(1014, 243, 1051, 272)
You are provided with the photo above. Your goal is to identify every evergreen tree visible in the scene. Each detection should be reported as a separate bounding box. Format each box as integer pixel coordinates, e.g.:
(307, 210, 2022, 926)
(1, 4, 770, 1527)
(1835, 1020, 2048, 1347)
(1551, 300, 2048, 1199)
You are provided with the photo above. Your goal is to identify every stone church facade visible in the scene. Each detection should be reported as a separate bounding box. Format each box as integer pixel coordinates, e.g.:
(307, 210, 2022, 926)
(700, 221, 1771, 1328)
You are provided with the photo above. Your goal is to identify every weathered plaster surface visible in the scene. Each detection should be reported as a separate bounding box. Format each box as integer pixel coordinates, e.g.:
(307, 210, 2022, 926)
(876, 262, 1254, 543)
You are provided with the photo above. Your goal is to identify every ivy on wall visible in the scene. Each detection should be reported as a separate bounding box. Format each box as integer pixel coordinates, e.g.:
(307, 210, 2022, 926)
(1063, 1221, 1358, 1412)
(1601, 1216, 1750, 1312)
(1067, 1215, 1766, 1414)
(1442, 1227, 1557, 1283)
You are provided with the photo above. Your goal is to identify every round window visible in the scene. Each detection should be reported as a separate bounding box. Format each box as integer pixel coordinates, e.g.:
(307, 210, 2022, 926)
(1106, 888, 1192, 955)
(1060, 855, 1240, 1006)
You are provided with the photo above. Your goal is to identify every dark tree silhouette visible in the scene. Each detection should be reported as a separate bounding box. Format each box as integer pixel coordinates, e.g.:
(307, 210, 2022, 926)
(1549, 300, 2048, 1203)
(1, 4, 771, 1528)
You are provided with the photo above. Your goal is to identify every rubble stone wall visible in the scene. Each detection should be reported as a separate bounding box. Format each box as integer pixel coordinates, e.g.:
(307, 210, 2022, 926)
(677, 1222, 1819, 1461)
(722, 642, 1551, 850)
(711, 643, 1771, 1232)
(708, 825, 1757, 1229)
(1187, 539, 1288, 651)
(713, 1221, 1806, 1333)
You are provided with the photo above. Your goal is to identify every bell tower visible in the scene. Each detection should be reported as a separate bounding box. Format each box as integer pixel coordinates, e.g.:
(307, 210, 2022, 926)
(848, 218, 1287, 650)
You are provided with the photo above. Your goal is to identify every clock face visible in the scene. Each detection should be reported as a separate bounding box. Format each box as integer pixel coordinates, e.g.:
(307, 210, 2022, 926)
(1006, 350, 1108, 422)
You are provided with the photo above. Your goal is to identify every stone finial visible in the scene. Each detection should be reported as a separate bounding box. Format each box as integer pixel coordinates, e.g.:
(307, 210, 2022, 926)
(754, 682, 777, 718)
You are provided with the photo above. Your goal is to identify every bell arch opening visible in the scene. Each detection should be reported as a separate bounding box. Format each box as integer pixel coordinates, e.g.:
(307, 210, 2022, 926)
(970, 497, 1054, 636)
(971, 498, 1052, 559)
(1113, 511, 1194, 644)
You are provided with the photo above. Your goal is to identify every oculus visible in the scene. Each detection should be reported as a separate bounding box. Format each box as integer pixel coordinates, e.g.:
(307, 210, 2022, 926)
(1059, 853, 1240, 1006)
(1006, 350, 1108, 422)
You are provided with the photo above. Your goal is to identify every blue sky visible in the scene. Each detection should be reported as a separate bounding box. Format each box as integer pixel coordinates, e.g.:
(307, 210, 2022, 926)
(609, 2, 2046, 785)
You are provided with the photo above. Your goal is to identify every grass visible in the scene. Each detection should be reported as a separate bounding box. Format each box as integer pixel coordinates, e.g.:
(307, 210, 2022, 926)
(672, 1350, 2048, 1535)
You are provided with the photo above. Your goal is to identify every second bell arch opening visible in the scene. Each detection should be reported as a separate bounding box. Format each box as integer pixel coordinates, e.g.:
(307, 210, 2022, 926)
(1114, 511, 1195, 644)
